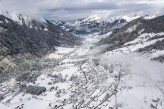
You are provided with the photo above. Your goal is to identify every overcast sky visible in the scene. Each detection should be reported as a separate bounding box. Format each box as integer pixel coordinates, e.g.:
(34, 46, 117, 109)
(0, 0, 164, 20)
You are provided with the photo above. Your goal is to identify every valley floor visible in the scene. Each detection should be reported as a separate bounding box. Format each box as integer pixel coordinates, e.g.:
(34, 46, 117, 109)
(0, 32, 164, 109)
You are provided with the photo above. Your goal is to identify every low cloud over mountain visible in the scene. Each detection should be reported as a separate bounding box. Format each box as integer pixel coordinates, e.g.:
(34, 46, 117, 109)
(0, 0, 164, 20)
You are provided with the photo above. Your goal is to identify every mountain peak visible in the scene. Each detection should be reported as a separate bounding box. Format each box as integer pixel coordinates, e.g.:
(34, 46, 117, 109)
(86, 14, 101, 21)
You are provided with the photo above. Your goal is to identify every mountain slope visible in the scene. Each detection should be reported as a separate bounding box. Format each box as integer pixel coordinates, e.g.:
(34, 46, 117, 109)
(0, 13, 81, 82)
(97, 15, 164, 61)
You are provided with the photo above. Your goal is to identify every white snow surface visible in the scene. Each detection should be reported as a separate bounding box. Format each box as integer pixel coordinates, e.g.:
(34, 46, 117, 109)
(126, 25, 138, 33)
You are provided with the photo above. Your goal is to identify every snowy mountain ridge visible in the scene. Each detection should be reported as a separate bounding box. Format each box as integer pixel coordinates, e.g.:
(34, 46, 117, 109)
(50, 14, 159, 36)
(0, 10, 50, 31)
(1, 10, 33, 26)
(50, 14, 127, 35)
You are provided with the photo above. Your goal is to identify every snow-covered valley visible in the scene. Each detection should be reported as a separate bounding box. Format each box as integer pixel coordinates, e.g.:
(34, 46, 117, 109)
(1, 0, 164, 108)
(0, 31, 164, 109)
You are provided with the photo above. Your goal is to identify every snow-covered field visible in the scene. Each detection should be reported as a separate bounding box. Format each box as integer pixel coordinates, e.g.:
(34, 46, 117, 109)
(0, 32, 164, 109)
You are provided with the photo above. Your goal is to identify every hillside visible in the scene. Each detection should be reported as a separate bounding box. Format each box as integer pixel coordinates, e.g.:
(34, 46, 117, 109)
(97, 15, 164, 62)
(0, 13, 81, 82)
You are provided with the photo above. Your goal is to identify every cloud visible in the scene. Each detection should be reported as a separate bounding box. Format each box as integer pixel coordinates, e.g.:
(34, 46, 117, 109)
(98, 52, 164, 83)
(0, 0, 164, 20)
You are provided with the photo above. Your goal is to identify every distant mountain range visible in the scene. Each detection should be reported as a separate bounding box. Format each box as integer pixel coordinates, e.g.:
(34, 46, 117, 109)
(49, 14, 158, 36)
(49, 14, 127, 35)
